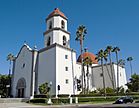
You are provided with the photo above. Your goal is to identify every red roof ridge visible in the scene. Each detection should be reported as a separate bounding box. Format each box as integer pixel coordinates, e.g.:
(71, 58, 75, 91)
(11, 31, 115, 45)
(47, 8, 67, 20)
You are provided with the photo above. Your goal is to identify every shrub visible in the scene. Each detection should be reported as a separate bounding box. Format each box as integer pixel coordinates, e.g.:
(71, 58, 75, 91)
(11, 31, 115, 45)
(71, 94, 102, 97)
(29, 98, 47, 103)
(39, 82, 50, 95)
(34, 94, 48, 98)
(126, 92, 139, 96)
(135, 100, 139, 103)
(57, 94, 69, 98)
(78, 97, 118, 103)
(52, 98, 70, 104)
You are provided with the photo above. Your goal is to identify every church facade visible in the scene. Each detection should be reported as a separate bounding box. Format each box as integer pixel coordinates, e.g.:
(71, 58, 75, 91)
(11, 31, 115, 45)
(11, 8, 127, 98)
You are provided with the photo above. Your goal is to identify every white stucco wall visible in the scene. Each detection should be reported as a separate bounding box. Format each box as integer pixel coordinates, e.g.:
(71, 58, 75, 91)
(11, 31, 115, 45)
(47, 16, 67, 31)
(44, 32, 53, 47)
(92, 64, 116, 89)
(44, 30, 70, 48)
(37, 47, 56, 95)
(12, 45, 33, 98)
(75, 63, 99, 93)
(113, 64, 127, 89)
(55, 46, 76, 95)
(45, 16, 69, 48)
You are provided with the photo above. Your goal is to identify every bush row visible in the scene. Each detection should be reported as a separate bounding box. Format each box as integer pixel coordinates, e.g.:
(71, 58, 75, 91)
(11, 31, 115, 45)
(78, 97, 118, 103)
(30, 95, 139, 104)
(29, 97, 117, 104)
(34, 94, 70, 98)
(34, 92, 139, 98)
(29, 98, 48, 103)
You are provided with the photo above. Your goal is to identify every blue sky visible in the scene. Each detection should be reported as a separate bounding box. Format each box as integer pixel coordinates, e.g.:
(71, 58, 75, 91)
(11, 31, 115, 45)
(0, 0, 138, 80)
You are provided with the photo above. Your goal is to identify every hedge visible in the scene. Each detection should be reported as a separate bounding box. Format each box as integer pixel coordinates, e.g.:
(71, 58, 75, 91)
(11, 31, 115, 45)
(78, 97, 118, 103)
(52, 98, 70, 104)
(34, 94, 48, 98)
(29, 96, 139, 104)
(57, 94, 69, 98)
(29, 97, 117, 104)
(29, 98, 47, 103)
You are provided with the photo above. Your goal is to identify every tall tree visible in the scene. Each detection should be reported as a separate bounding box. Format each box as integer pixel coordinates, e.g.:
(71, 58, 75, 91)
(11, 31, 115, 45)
(95, 49, 106, 97)
(83, 56, 92, 94)
(0, 74, 10, 97)
(126, 73, 139, 92)
(75, 25, 87, 94)
(112, 46, 120, 95)
(105, 46, 115, 89)
(127, 57, 133, 77)
(7, 53, 15, 97)
(103, 50, 114, 89)
(118, 59, 125, 67)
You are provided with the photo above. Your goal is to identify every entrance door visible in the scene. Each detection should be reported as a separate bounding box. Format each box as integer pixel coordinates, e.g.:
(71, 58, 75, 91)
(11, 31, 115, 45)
(18, 89, 20, 98)
(17, 88, 24, 98)
(21, 88, 24, 98)
(16, 78, 26, 98)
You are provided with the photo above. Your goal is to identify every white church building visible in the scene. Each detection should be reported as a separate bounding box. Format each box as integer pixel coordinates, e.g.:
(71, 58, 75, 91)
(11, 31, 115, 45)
(11, 8, 127, 98)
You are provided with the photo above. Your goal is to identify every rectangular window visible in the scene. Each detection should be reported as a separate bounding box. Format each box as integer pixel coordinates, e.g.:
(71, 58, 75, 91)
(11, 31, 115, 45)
(65, 67, 68, 71)
(100, 73, 103, 77)
(65, 55, 68, 59)
(65, 79, 69, 84)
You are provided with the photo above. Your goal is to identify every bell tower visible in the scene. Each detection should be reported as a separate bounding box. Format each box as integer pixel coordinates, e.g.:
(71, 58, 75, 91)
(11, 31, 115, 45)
(44, 8, 70, 48)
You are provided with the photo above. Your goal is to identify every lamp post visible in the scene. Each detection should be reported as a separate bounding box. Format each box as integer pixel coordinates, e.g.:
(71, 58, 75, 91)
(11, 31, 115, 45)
(49, 81, 52, 97)
(48, 81, 52, 105)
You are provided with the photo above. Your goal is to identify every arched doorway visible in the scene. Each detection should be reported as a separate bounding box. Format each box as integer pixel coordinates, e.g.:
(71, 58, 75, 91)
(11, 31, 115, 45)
(16, 78, 26, 98)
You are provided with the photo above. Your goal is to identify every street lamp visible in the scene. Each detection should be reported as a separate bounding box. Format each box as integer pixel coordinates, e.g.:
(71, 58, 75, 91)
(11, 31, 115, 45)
(49, 81, 52, 97)
(47, 81, 52, 105)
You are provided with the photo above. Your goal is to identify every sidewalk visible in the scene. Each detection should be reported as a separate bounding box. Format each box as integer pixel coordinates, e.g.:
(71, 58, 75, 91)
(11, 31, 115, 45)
(0, 102, 112, 108)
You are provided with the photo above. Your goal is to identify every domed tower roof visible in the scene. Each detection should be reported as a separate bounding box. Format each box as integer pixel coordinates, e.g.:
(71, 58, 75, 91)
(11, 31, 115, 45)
(46, 8, 67, 20)
(77, 52, 98, 64)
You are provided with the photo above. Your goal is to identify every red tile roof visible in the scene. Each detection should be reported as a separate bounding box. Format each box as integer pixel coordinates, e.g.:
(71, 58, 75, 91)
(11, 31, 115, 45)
(47, 8, 67, 20)
(77, 52, 98, 64)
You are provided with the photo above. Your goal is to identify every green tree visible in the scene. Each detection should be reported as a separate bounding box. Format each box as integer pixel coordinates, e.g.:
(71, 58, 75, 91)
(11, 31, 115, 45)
(7, 53, 15, 97)
(83, 56, 92, 94)
(127, 57, 133, 77)
(112, 46, 120, 94)
(0, 74, 10, 97)
(105, 46, 115, 89)
(126, 73, 139, 92)
(118, 59, 125, 67)
(75, 25, 87, 94)
(39, 82, 50, 95)
(95, 49, 106, 97)
(103, 50, 114, 89)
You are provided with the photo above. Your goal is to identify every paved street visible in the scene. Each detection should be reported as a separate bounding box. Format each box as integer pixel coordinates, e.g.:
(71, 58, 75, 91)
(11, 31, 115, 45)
(0, 102, 139, 108)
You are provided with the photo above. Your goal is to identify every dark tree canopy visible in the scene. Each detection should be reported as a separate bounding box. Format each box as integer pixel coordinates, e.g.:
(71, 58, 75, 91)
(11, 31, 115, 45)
(0, 74, 10, 97)
(126, 73, 139, 92)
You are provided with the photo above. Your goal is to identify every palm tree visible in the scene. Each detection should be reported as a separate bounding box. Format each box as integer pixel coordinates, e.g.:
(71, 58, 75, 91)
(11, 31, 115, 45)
(118, 59, 125, 67)
(105, 46, 115, 89)
(127, 57, 133, 77)
(7, 53, 15, 97)
(95, 49, 106, 97)
(83, 56, 92, 94)
(75, 25, 87, 94)
(112, 46, 120, 95)
(103, 50, 114, 90)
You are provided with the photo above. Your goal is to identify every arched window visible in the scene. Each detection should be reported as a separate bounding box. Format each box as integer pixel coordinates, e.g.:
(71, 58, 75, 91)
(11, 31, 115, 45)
(49, 21, 52, 29)
(47, 37, 51, 46)
(63, 36, 66, 46)
(61, 20, 65, 29)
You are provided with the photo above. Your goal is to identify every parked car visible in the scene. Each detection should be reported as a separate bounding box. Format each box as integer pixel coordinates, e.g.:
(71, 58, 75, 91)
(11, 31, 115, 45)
(113, 96, 133, 104)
